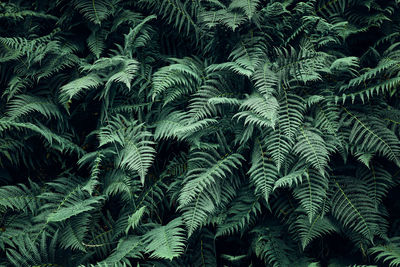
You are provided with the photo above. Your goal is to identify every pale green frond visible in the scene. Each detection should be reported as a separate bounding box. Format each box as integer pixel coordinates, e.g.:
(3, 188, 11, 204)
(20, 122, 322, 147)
(178, 149, 243, 206)
(248, 139, 278, 202)
(370, 237, 400, 267)
(229, 0, 261, 20)
(98, 115, 156, 183)
(59, 74, 102, 104)
(142, 217, 186, 260)
(294, 127, 331, 175)
(234, 93, 278, 129)
(180, 187, 218, 237)
(6, 94, 63, 120)
(293, 169, 329, 222)
(100, 236, 143, 265)
(344, 108, 400, 166)
(125, 206, 146, 234)
(291, 213, 338, 250)
(273, 168, 308, 190)
(152, 57, 203, 100)
(87, 26, 108, 59)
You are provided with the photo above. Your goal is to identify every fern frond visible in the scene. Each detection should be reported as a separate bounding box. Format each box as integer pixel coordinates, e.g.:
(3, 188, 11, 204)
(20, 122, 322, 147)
(142, 217, 186, 260)
(330, 177, 382, 241)
(126, 206, 146, 234)
(278, 92, 305, 139)
(229, 0, 261, 20)
(228, 36, 266, 75)
(294, 127, 331, 175)
(6, 94, 62, 120)
(72, 0, 116, 24)
(140, 0, 199, 36)
(100, 236, 143, 265)
(37, 177, 103, 227)
(0, 181, 38, 212)
(178, 149, 243, 206)
(344, 108, 400, 166)
(198, 1, 247, 31)
(235, 93, 278, 129)
(216, 186, 261, 237)
(59, 214, 91, 251)
(91, 56, 139, 93)
(356, 164, 394, 208)
(6, 231, 62, 266)
(266, 93, 305, 170)
(293, 169, 329, 222)
(370, 237, 400, 267)
(102, 169, 140, 200)
(292, 213, 337, 250)
(251, 60, 279, 96)
(152, 57, 203, 101)
(248, 139, 278, 202)
(98, 115, 156, 183)
(59, 74, 102, 104)
(180, 185, 219, 237)
(87, 26, 108, 59)
(252, 224, 294, 267)
(273, 168, 308, 190)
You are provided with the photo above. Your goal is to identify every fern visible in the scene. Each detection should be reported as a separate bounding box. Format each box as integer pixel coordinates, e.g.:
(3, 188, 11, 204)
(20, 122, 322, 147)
(142, 217, 186, 260)
(344, 108, 400, 166)
(216, 186, 261, 236)
(266, 93, 305, 170)
(1, 0, 400, 265)
(98, 115, 156, 183)
(6, 231, 66, 266)
(370, 237, 400, 267)
(330, 177, 383, 241)
(251, 224, 294, 267)
(59, 74, 102, 104)
(293, 169, 329, 222)
(178, 149, 243, 206)
(0, 181, 39, 212)
(235, 93, 278, 129)
(294, 127, 331, 175)
(72, 0, 116, 24)
(248, 138, 278, 201)
(229, 0, 261, 20)
(292, 213, 338, 250)
(6, 94, 63, 120)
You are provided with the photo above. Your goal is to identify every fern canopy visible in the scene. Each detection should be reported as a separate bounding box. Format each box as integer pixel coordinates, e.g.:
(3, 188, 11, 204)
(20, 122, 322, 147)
(1, 0, 400, 266)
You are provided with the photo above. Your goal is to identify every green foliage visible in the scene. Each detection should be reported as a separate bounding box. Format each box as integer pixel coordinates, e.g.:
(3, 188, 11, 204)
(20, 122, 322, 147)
(142, 217, 186, 260)
(1, 0, 400, 265)
(370, 237, 400, 267)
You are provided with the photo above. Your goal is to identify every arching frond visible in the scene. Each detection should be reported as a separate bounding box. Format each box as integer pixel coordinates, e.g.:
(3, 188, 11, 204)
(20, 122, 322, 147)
(72, 0, 117, 24)
(6, 94, 63, 120)
(330, 177, 384, 241)
(152, 57, 203, 102)
(370, 237, 400, 267)
(142, 217, 186, 260)
(235, 93, 278, 129)
(98, 115, 156, 183)
(292, 213, 337, 250)
(344, 108, 400, 166)
(293, 169, 329, 222)
(216, 186, 261, 237)
(59, 74, 102, 104)
(178, 149, 243, 206)
(248, 138, 278, 201)
(294, 127, 331, 175)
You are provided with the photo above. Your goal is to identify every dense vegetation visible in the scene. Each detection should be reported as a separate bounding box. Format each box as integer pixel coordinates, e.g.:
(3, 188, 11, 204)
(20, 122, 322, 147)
(1, 0, 400, 266)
